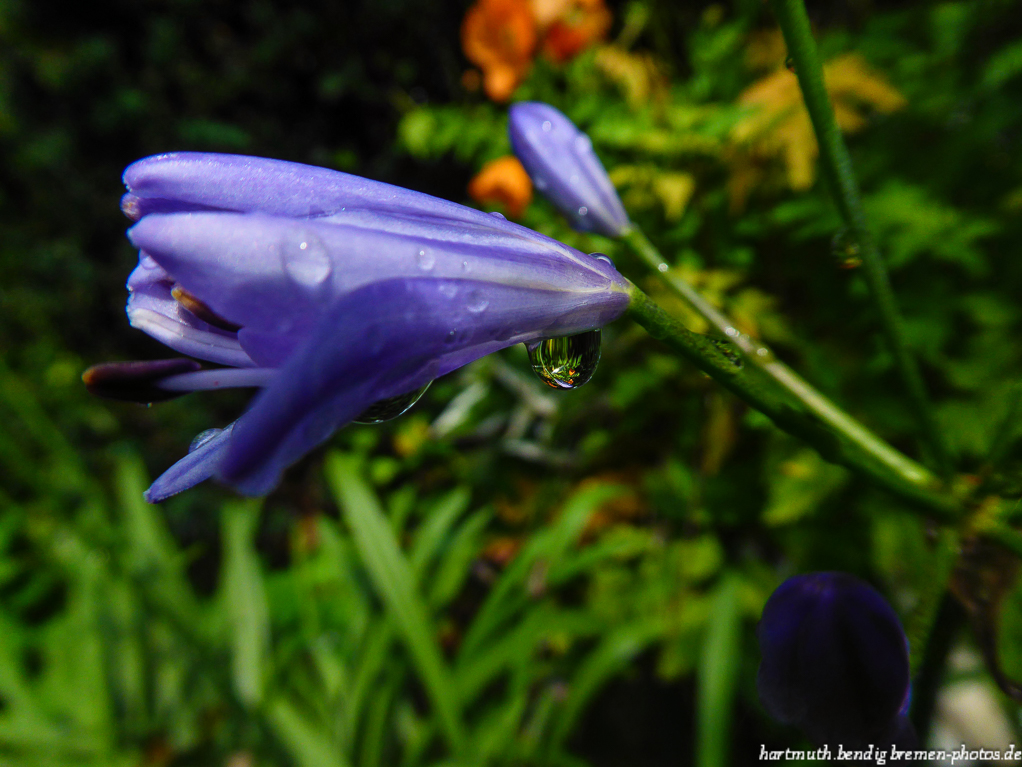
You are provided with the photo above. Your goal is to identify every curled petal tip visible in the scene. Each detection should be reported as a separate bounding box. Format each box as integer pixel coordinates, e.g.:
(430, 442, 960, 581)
(145, 422, 236, 502)
(509, 102, 630, 237)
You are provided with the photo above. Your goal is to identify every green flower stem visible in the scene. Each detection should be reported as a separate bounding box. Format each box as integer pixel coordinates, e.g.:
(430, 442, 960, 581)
(983, 519, 1022, 560)
(906, 528, 959, 678)
(768, 0, 953, 477)
(622, 226, 936, 500)
(985, 382, 1022, 471)
(625, 285, 962, 521)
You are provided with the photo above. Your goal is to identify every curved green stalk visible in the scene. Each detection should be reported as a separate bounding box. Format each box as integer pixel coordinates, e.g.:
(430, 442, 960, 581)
(768, 0, 952, 477)
(623, 226, 935, 495)
(625, 286, 962, 521)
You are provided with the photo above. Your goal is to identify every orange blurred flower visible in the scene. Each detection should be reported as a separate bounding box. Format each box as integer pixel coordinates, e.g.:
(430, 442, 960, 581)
(538, 0, 612, 63)
(461, 0, 538, 102)
(468, 156, 533, 218)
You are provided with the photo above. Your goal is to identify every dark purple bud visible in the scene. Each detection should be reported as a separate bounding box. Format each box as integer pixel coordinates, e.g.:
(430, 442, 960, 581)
(82, 358, 202, 403)
(757, 572, 913, 748)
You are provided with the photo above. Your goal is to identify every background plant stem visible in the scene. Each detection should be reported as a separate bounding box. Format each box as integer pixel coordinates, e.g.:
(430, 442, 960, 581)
(768, 0, 953, 477)
(622, 226, 934, 495)
(626, 286, 962, 521)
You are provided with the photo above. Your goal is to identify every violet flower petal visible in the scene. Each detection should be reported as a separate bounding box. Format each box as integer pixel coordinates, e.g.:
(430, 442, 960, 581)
(757, 572, 913, 748)
(145, 422, 236, 503)
(220, 277, 628, 495)
(509, 102, 630, 237)
(123, 151, 525, 227)
(127, 254, 256, 367)
(127, 210, 626, 345)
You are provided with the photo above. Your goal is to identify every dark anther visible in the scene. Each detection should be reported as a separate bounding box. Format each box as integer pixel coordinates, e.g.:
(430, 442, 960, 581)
(171, 285, 242, 331)
(82, 358, 201, 403)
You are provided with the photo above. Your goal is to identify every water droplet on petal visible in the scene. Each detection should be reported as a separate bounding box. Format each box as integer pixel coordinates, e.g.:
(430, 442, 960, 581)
(578, 206, 588, 217)
(574, 134, 592, 153)
(282, 233, 331, 287)
(831, 228, 862, 269)
(590, 252, 613, 266)
(465, 289, 489, 313)
(417, 248, 435, 270)
(189, 428, 222, 453)
(526, 330, 601, 389)
(542, 120, 553, 132)
(353, 381, 432, 424)
(461, 260, 470, 273)
(489, 211, 506, 220)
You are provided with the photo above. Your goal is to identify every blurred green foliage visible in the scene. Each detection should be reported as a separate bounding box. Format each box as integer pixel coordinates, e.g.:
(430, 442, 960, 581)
(3, 0, 1022, 764)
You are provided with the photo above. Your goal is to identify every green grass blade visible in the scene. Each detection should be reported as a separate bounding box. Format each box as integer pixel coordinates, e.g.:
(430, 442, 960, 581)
(409, 487, 470, 578)
(266, 695, 350, 767)
(221, 499, 270, 708)
(346, 618, 395, 742)
(459, 483, 626, 659)
(696, 573, 743, 767)
(428, 509, 492, 610)
(326, 453, 467, 758)
(549, 616, 664, 750)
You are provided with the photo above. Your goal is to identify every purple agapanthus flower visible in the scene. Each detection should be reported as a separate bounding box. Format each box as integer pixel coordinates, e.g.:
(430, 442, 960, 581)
(508, 102, 630, 238)
(86, 153, 631, 501)
(757, 572, 916, 748)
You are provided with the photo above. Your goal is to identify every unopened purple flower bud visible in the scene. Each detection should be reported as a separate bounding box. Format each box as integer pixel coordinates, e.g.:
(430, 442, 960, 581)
(509, 102, 630, 238)
(89, 153, 632, 501)
(757, 572, 915, 748)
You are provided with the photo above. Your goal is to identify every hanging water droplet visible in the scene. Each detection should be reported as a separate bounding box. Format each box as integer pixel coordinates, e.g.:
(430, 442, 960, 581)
(785, 55, 796, 73)
(707, 338, 744, 371)
(590, 252, 613, 266)
(831, 228, 862, 269)
(282, 233, 331, 287)
(526, 330, 601, 390)
(490, 211, 506, 220)
(578, 206, 588, 217)
(417, 248, 435, 270)
(542, 120, 553, 132)
(354, 382, 432, 424)
(189, 428, 222, 453)
(465, 289, 489, 313)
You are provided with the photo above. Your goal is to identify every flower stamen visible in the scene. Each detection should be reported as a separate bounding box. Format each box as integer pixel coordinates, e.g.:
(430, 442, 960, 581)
(171, 285, 242, 331)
